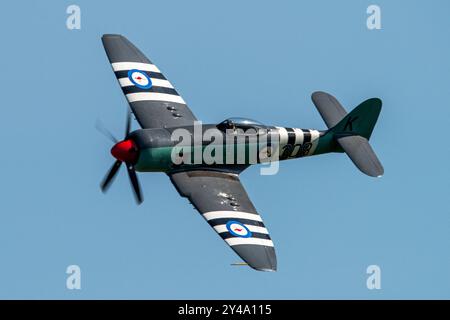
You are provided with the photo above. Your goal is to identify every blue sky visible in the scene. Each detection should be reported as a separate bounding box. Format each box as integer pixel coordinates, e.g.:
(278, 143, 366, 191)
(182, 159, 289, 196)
(0, 0, 449, 299)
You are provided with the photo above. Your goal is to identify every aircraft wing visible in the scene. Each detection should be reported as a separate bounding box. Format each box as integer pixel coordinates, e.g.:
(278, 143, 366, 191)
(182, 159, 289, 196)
(102, 34, 197, 129)
(168, 170, 277, 271)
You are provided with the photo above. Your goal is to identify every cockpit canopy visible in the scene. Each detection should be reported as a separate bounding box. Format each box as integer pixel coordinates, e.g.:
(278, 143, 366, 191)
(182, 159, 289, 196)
(217, 117, 265, 131)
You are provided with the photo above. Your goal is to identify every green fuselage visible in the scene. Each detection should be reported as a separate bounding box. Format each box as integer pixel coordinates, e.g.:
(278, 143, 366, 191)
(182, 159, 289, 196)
(129, 125, 340, 172)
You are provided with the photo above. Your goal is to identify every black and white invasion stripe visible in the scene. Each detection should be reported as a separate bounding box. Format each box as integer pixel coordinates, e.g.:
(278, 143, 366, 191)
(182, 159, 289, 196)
(275, 126, 320, 158)
(111, 62, 186, 105)
(202, 211, 274, 247)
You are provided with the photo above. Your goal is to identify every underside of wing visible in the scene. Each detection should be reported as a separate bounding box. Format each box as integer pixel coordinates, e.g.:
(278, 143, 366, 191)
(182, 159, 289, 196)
(102, 34, 197, 129)
(168, 170, 277, 271)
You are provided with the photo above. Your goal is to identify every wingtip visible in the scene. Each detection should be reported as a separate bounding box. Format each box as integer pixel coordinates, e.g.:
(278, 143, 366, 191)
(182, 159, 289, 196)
(254, 267, 277, 272)
(231, 261, 277, 272)
(367, 170, 384, 178)
(231, 244, 277, 272)
(370, 166, 384, 178)
(376, 169, 384, 178)
(102, 34, 125, 40)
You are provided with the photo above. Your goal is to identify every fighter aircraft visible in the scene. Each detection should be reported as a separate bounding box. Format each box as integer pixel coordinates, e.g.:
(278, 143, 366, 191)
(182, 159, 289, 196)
(100, 34, 384, 271)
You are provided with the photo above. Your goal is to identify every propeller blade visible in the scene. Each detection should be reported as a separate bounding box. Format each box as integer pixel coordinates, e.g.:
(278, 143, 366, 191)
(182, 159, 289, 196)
(100, 160, 122, 192)
(126, 164, 143, 204)
(125, 109, 132, 137)
(95, 119, 118, 143)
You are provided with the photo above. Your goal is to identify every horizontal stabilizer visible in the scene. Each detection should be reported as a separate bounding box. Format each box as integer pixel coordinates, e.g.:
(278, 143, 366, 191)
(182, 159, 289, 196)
(336, 135, 384, 177)
(311, 91, 348, 128)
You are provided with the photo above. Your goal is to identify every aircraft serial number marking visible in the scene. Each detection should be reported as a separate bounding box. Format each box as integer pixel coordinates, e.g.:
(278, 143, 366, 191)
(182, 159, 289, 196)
(281, 142, 313, 158)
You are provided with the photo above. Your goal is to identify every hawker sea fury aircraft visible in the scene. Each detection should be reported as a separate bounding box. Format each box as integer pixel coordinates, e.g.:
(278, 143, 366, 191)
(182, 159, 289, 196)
(100, 34, 384, 272)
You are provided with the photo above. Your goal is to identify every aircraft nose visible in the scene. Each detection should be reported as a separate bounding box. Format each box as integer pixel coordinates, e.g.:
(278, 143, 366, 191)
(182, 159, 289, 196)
(111, 139, 139, 163)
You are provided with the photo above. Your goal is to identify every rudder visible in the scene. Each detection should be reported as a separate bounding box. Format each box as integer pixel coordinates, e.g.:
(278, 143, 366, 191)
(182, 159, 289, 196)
(330, 97, 382, 140)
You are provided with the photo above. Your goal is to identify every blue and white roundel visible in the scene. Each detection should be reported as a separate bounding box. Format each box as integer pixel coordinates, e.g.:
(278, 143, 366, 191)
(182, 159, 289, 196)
(128, 69, 152, 89)
(226, 221, 252, 238)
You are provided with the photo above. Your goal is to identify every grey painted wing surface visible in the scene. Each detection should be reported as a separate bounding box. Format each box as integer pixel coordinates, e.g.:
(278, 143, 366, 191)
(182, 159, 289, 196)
(169, 170, 277, 271)
(102, 34, 197, 129)
(311, 91, 348, 128)
(337, 135, 384, 177)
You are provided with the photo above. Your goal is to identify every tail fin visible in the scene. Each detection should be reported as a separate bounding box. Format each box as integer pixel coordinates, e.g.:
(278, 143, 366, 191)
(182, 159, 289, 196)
(311, 91, 384, 177)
